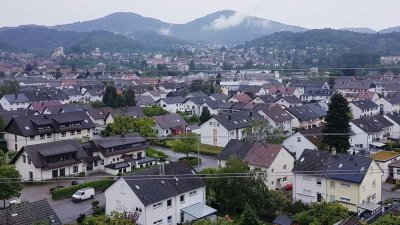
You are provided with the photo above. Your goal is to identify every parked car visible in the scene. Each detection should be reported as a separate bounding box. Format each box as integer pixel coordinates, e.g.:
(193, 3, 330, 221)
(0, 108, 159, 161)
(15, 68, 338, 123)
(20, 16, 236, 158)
(72, 187, 95, 202)
(49, 185, 64, 193)
(71, 180, 85, 186)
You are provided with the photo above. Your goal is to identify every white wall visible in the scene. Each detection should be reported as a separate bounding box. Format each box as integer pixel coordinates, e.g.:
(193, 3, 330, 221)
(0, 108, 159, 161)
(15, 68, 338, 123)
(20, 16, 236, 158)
(0, 97, 30, 111)
(293, 174, 327, 204)
(283, 133, 317, 158)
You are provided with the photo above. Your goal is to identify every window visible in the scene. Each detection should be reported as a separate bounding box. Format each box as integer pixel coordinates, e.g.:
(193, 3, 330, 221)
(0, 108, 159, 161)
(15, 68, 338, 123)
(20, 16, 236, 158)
(302, 189, 311, 195)
(316, 178, 322, 186)
(209, 122, 212, 126)
(135, 207, 142, 213)
(340, 197, 351, 202)
(153, 219, 163, 225)
(340, 183, 351, 188)
(30, 135, 35, 141)
(330, 181, 335, 189)
(40, 134, 45, 139)
(22, 155, 26, 163)
(73, 165, 78, 173)
(180, 195, 185, 203)
(283, 177, 287, 182)
(47, 134, 52, 138)
(61, 132, 66, 137)
(330, 195, 335, 202)
(372, 179, 376, 187)
(189, 191, 197, 196)
(153, 203, 162, 209)
(213, 122, 216, 127)
(371, 193, 376, 201)
(283, 164, 287, 170)
(397, 169, 400, 175)
(121, 184, 126, 195)
(116, 200, 122, 210)
(70, 131, 75, 136)
(297, 137, 301, 142)
(167, 199, 172, 208)
(77, 130, 81, 134)
(167, 216, 172, 224)
(87, 129, 90, 133)
(28, 157, 31, 164)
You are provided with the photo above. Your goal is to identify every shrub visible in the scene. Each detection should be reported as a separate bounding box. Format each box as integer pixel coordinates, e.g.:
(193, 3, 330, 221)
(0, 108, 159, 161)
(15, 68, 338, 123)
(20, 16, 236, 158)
(179, 156, 201, 166)
(146, 148, 168, 161)
(76, 213, 86, 224)
(52, 179, 114, 200)
(77, 172, 86, 177)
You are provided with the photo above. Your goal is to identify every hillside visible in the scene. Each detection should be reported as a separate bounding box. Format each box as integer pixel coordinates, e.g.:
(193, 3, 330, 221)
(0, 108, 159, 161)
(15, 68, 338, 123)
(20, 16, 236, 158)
(0, 26, 143, 54)
(53, 10, 307, 43)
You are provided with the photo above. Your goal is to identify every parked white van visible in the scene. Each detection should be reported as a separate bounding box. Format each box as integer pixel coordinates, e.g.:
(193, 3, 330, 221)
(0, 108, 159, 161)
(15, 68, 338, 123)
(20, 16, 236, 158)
(72, 187, 95, 202)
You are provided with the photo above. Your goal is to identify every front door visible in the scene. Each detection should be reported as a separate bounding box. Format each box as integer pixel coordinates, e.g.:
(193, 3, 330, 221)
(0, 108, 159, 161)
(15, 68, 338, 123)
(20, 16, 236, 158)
(52, 170, 58, 178)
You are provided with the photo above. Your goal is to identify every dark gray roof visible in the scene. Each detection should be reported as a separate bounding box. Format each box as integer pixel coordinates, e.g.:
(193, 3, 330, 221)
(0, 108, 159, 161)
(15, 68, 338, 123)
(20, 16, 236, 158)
(63, 88, 81, 97)
(302, 88, 334, 97)
(237, 85, 262, 93)
(5, 111, 96, 137)
(210, 93, 229, 101)
(257, 94, 276, 104)
(334, 79, 373, 90)
(185, 91, 207, 98)
(294, 149, 374, 183)
(154, 114, 188, 129)
(350, 99, 378, 110)
(0, 199, 61, 225)
(219, 139, 254, 161)
(23, 91, 50, 102)
(136, 95, 155, 106)
(0, 109, 37, 126)
(87, 107, 113, 120)
(385, 112, 400, 125)
(122, 162, 205, 206)
(105, 161, 130, 170)
(61, 104, 90, 113)
(93, 133, 147, 149)
(258, 105, 294, 122)
(184, 96, 213, 105)
(305, 103, 327, 117)
(113, 106, 145, 118)
(211, 111, 265, 130)
(388, 97, 400, 105)
(11, 140, 87, 169)
(157, 96, 186, 104)
(275, 95, 302, 104)
(352, 115, 393, 132)
(3, 94, 29, 103)
(287, 105, 320, 121)
(289, 79, 327, 88)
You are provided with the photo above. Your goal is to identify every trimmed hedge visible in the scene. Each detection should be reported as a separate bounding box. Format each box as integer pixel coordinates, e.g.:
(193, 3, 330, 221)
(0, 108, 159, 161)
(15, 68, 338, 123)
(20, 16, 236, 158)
(179, 157, 202, 166)
(146, 148, 168, 161)
(51, 179, 114, 200)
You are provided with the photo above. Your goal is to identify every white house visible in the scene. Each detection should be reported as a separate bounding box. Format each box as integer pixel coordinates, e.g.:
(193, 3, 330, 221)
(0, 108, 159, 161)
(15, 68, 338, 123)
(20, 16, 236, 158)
(375, 98, 394, 114)
(369, 151, 400, 182)
(219, 140, 295, 190)
(153, 114, 188, 137)
(0, 94, 30, 111)
(142, 90, 167, 102)
(384, 112, 400, 139)
(282, 129, 320, 158)
(257, 105, 294, 134)
(199, 111, 266, 147)
(349, 100, 379, 119)
(4, 111, 95, 151)
(105, 162, 217, 225)
(83, 90, 104, 102)
(156, 97, 186, 113)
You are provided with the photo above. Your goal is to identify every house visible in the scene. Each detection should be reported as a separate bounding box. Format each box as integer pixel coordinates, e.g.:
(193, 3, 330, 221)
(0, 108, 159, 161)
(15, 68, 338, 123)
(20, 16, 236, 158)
(388, 97, 400, 112)
(257, 105, 294, 134)
(185, 91, 207, 98)
(293, 149, 382, 213)
(156, 97, 186, 113)
(237, 85, 266, 96)
(219, 139, 295, 190)
(210, 93, 229, 101)
(154, 114, 188, 137)
(369, 151, 400, 182)
(286, 105, 324, 130)
(29, 101, 63, 114)
(183, 96, 213, 116)
(288, 79, 330, 94)
(350, 115, 393, 150)
(334, 79, 374, 94)
(384, 112, 400, 139)
(274, 96, 302, 108)
(199, 111, 265, 147)
(83, 89, 104, 102)
(4, 111, 96, 151)
(142, 90, 167, 101)
(86, 107, 114, 126)
(300, 88, 334, 103)
(85, 134, 151, 175)
(0, 199, 61, 225)
(105, 162, 216, 225)
(136, 95, 156, 107)
(282, 127, 322, 158)
(0, 109, 38, 125)
(357, 91, 379, 102)
(64, 88, 82, 103)
(11, 140, 88, 180)
(375, 98, 394, 114)
(388, 160, 400, 180)
(251, 94, 276, 104)
(349, 100, 379, 119)
(268, 86, 301, 98)
(228, 93, 252, 103)
(0, 94, 30, 111)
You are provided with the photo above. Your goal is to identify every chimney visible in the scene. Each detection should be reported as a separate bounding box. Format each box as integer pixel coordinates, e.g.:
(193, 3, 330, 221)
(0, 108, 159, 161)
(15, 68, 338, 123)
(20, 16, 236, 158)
(159, 163, 165, 175)
(9, 200, 17, 217)
(332, 147, 337, 156)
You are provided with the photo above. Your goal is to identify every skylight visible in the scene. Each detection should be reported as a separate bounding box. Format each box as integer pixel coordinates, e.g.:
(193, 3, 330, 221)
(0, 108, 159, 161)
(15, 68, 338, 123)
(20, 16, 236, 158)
(25, 126, 30, 130)
(135, 185, 140, 190)
(338, 163, 343, 168)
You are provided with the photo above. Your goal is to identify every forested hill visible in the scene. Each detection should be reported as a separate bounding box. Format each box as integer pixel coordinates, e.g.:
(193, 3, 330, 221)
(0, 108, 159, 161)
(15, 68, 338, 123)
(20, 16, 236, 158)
(0, 26, 143, 55)
(242, 29, 400, 67)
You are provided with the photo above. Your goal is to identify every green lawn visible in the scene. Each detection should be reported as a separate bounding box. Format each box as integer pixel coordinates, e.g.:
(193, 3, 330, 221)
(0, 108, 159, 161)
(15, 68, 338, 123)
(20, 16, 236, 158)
(163, 140, 222, 156)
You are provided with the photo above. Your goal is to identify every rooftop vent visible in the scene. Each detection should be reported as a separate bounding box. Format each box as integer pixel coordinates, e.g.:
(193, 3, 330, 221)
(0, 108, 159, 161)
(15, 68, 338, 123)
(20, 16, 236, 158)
(135, 185, 140, 190)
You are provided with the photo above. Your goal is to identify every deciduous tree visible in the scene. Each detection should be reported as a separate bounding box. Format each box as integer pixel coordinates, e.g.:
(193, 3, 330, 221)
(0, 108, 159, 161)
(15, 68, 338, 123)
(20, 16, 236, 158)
(171, 133, 198, 159)
(0, 165, 22, 208)
(294, 202, 348, 225)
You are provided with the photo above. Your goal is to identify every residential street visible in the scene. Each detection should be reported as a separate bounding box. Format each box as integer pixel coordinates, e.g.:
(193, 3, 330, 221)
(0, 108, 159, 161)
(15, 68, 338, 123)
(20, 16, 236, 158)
(153, 146, 219, 171)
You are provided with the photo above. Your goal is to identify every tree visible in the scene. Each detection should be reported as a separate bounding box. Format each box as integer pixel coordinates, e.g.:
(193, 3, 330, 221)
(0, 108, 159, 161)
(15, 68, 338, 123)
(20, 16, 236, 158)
(171, 133, 198, 159)
(102, 116, 156, 138)
(143, 106, 168, 117)
(209, 82, 216, 94)
(372, 214, 400, 225)
(123, 87, 136, 107)
(189, 60, 196, 71)
(183, 114, 200, 125)
(294, 202, 348, 225)
(192, 219, 231, 225)
(82, 211, 138, 225)
(0, 165, 22, 208)
(55, 68, 62, 79)
(322, 93, 351, 152)
(244, 120, 286, 144)
(240, 204, 261, 225)
(102, 86, 118, 107)
(91, 101, 106, 108)
(200, 107, 211, 124)
(0, 80, 20, 99)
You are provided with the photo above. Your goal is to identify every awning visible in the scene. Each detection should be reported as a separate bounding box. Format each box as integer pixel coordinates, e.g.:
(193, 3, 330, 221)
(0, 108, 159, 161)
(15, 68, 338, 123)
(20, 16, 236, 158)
(181, 202, 217, 219)
(369, 142, 386, 147)
(358, 202, 382, 212)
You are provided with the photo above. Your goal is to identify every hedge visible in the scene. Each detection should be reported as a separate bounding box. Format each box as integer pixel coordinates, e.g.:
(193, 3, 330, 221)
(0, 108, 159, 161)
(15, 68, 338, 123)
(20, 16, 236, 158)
(146, 148, 168, 161)
(51, 179, 115, 200)
(179, 157, 202, 166)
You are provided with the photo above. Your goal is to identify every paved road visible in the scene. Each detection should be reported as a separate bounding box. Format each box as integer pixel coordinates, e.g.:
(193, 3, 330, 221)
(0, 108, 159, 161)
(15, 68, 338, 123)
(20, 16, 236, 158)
(153, 146, 219, 171)
(382, 182, 400, 201)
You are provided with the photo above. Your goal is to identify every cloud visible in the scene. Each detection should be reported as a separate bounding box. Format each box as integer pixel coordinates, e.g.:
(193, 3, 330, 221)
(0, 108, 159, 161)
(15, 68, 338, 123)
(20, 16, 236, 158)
(206, 12, 247, 30)
(158, 27, 171, 36)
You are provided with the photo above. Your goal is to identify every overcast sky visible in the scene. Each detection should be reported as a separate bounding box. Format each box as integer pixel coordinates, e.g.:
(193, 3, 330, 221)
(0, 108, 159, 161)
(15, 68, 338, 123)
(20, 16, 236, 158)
(0, 0, 399, 30)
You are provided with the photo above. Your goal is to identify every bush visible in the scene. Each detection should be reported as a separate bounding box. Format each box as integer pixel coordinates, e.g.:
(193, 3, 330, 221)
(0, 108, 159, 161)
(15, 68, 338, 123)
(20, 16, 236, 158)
(51, 179, 114, 200)
(179, 156, 201, 166)
(146, 148, 168, 161)
(77, 172, 86, 177)
(77, 213, 86, 224)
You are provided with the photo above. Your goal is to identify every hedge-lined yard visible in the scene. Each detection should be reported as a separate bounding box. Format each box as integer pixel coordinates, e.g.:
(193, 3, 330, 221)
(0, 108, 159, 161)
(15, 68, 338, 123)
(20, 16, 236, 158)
(51, 179, 115, 200)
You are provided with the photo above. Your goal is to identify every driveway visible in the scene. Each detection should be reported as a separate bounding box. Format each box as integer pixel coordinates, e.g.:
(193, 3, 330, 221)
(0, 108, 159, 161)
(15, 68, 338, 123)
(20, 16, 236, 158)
(153, 146, 219, 171)
(382, 182, 400, 201)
